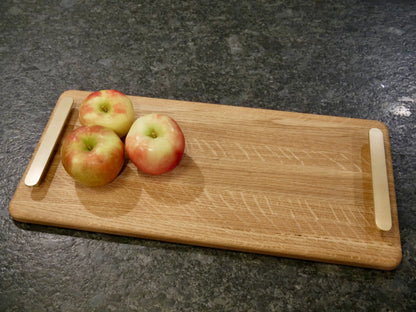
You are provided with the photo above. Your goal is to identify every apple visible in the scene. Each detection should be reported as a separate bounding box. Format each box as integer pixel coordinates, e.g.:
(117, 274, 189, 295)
(125, 113, 185, 175)
(79, 89, 135, 137)
(61, 125, 125, 186)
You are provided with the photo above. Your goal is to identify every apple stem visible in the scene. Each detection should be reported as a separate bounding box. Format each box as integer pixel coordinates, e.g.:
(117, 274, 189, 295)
(100, 104, 109, 113)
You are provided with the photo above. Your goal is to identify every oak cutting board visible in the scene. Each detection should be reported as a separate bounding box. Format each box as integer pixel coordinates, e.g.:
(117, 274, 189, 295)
(9, 90, 402, 270)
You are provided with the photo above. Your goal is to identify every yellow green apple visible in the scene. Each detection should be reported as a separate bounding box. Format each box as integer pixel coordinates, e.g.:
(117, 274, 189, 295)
(79, 89, 134, 137)
(61, 125, 125, 186)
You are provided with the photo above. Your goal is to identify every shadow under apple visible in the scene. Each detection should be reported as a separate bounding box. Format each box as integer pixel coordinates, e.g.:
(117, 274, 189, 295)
(76, 164, 142, 218)
(136, 153, 205, 206)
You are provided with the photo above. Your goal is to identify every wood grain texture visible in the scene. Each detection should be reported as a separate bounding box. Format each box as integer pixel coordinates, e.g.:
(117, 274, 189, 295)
(9, 90, 402, 270)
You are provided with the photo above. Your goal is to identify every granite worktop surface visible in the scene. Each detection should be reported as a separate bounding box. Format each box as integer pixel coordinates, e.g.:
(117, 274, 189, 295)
(1, 1, 415, 311)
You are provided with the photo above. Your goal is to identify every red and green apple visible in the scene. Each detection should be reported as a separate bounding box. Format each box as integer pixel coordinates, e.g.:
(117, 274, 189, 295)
(125, 113, 185, 175)
(61, 125, 125, 186)
(79, 89, 135, 137)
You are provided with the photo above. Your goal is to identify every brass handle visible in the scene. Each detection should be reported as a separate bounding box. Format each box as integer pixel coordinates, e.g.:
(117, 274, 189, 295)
(25, 96, 73, 186)
(369, 128, 392, 231)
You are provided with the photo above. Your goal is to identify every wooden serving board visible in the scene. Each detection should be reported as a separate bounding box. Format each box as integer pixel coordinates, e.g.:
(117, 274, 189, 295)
(9, 90, 402, 270)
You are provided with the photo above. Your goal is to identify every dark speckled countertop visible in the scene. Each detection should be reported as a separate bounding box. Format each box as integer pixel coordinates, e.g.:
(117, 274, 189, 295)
(1, 1, 415, 311)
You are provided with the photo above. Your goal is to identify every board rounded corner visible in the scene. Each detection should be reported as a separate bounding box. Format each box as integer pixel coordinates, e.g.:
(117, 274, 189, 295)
(379, 246, 402, 271)
(8, 200, 26, 223)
